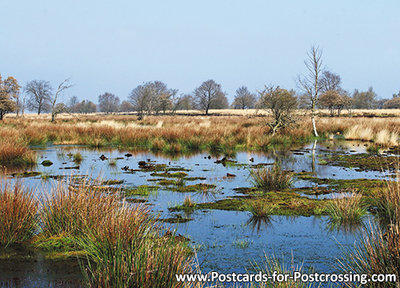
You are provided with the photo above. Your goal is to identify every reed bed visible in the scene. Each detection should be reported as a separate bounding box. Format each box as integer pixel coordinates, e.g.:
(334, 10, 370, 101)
(0, 177, 192, 288)
(1, 115, 400, 167)
(0, 179, 38, 247)
(0, 127, 36, 166)
(337, 222, 400, 288)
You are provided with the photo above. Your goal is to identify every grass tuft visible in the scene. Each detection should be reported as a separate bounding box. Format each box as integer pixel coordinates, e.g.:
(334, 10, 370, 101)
(250, 164, 293, 191)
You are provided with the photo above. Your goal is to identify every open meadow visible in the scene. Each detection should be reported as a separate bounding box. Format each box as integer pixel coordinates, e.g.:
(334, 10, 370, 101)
(0, 111, 399, 287)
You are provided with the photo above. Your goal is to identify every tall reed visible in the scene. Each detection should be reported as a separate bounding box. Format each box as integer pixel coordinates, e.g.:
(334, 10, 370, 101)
(0, 179, 38, 247)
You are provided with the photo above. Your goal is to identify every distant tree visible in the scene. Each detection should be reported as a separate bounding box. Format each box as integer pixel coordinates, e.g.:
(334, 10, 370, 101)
(320, 70, 341, 93)
(2, 76, 21, 116)
(98, 92, 120, 113)
(68, 96, 79, 113)
(175, 94, 196, 110)
(352, 87, 377, 109)
(0, 74, 17, 120)
(383, 98, 400, 109)
(232, 86, 256, 109)
(129, 81, 177, 117)
(75, 100, 96, 113)
(193, 80, 226, 115)
(259, 86, 298, 135)
(392, 91, 400, 98)
(319, 90, 342, 116)
(25, 80, 52, 114)
(210, 91, 229, 109)
(51, 78, 72, 122)
(119, 100, 135, 112)
(298, 46, 324, 137)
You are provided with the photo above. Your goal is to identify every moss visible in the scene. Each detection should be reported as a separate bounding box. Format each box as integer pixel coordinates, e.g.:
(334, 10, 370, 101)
(185, 191, 330, 217)
(295, 174, 387, 197)
(158, 179, 177, 186)
(44, 250, 86, 260)
(159, 217, 193, 223)
(11, 171, 41, 177)
(233, 187, 258, 194)
(184, 176, 207, 181)
(319, 153, 399, 171)
(124, 185, 158, 196)
(101, 179, 124, 185)
(171, 183, 217, 193)
(150, 171, 188, 178)
(33, 234, 76, 252)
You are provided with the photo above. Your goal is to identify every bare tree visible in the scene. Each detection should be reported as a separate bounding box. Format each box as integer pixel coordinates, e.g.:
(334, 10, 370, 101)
(320, 70, 341, 93)
(352, 87, 378, 109)
(175, 94, 196, 110)
(193, 80, 226, 115)
(98, 92, 120, 113)
(120, 100, 135, 112)
(232, 86, 257, 109)
(298, 45, 324, 137)
(129, 81, 177, 118)
(259, 86, 298, 135)
(25, 80, 52, 115)
(51, 78, 72, 122)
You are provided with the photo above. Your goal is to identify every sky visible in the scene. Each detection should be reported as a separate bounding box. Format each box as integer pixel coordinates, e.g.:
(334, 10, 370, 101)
(0, 0, 399, 104)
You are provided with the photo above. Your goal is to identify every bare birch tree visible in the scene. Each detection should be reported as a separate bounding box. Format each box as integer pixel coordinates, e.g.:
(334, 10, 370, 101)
(298, 45, 323, 137)
(51, 78, 72, 122)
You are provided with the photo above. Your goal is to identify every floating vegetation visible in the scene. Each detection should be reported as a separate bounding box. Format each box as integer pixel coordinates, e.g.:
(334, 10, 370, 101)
(150, 171, 188, 178)
(11, 171, 42, 178)
(41, 160, 53, 166)
(101, 179, 124, 185)
(232, 239, 251, 249)
(159, 216, 193, 223)
(73, 152, 83, 164)
(172, 183, 217, 193)
(124, 185, 158, 196)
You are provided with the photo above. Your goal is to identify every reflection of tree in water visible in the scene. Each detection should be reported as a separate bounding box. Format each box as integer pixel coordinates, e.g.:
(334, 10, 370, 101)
(246, 215, 274, 233)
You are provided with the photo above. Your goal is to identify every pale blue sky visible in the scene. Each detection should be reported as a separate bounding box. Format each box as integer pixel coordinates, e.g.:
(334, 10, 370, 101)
(1, 0, 399, 103)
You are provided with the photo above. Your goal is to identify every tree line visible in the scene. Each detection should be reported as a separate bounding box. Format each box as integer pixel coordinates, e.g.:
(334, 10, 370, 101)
(1, 51, 400, 120)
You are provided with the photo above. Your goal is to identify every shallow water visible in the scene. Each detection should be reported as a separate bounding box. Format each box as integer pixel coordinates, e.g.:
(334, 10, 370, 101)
(0, 140, 391, 286)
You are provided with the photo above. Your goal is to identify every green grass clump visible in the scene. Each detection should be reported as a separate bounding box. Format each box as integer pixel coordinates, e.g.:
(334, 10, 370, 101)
(245, 201, 276, 218)
(73, 152, 83, 164)
(250, 164, 293, 191)
(124, 185, 157, 196)
(326, 193, 367, 225)
(0, 180, 38, 247)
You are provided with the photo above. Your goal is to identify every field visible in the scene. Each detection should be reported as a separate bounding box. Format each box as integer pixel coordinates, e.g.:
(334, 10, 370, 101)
(0, 111, 399, 287)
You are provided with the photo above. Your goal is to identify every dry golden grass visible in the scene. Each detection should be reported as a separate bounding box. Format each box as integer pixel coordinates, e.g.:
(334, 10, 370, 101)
(0, 111, 399, 165)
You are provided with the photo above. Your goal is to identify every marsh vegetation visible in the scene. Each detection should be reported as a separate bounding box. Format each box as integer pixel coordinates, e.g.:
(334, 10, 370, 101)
(0, 113, 399, 287)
